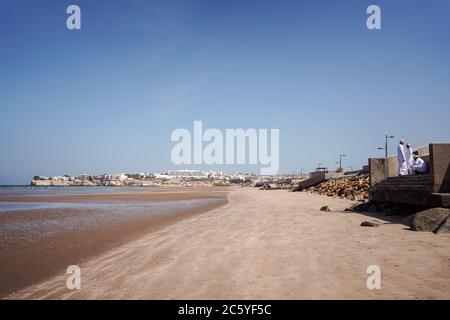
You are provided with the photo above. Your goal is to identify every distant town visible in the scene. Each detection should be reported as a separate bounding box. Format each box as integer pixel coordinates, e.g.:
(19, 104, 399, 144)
(31, 170, 306, 188)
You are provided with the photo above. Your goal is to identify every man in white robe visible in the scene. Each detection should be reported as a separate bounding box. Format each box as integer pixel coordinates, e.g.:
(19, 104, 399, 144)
(405, 143, 414, 175)
(397, 139, 408, 176)
(412, 155, 428, 174)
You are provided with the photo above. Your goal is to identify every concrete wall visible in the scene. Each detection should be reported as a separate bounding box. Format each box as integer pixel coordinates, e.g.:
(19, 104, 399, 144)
(325, 172, 345, 180)
(430, 143, 450, 193)
(310, 171, 344, 180)
(309, 171, 326, 180)
(369, 156, 398, 187)
(415, 145, 430, 156)
(295, 171, 326, 190)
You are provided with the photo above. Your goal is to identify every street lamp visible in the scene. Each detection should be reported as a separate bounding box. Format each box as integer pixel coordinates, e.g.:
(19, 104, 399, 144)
(378, 134, 395, 158)
(339, 154, 346, 170)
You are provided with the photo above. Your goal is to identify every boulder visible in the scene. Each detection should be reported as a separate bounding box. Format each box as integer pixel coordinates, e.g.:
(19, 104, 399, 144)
(345, 201, 377, 212)
(320, 206, 331, 212)
(401, 214, 416, 227)
(434, 216, 450, 234)
(411, 208, 450, 232)
(361, 220, 382, 227)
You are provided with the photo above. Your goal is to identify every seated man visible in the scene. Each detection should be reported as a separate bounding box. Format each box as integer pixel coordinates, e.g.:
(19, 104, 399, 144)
(412, 155, 428, 174)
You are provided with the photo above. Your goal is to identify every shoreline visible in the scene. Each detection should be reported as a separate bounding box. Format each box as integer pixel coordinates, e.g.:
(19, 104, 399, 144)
(0, 190, 228, 298)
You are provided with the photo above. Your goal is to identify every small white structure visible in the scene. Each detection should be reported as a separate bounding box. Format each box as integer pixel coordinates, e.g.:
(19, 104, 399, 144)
(157, 170, 209, 180)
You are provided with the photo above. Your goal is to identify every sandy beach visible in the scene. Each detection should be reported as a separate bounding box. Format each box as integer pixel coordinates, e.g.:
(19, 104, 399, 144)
(3, 187, 450, 300)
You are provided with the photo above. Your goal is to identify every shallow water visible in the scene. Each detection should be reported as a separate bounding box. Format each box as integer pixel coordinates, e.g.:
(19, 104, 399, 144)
(0, 185, 160, 196)
(0, 198, 223, 246)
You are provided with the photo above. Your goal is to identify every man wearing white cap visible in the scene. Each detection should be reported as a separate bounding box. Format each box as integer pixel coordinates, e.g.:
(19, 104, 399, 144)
(405, 143, 414, 175)
(397, 139, 408, 176)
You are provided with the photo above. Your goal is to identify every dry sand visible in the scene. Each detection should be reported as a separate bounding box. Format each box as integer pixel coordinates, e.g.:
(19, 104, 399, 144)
(4, 188, 450, 299)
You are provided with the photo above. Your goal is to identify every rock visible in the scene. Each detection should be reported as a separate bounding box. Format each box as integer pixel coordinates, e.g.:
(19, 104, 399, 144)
(412, 208, 450, 232)
(320, 206, 331, 211)
(401, 214, 416, 227)
(345, 201, 376, 212)
(434, 216, 450, 234)
(361, 220, 382, 227)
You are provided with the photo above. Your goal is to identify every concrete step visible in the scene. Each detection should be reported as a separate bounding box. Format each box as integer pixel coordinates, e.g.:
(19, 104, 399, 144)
(378, 180, 431, 186)
(369, 191, 450, 208)
(387, 175, 431, 182)
(372, 184, 432, 192)
(387, 174, 431, 178)
(431, 193, 450, 208)
(370, 190, 435, 206)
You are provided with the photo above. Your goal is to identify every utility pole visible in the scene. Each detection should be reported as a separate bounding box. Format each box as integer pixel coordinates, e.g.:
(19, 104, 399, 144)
(339, 154, 346, 171)
(378, 134, 395, 158)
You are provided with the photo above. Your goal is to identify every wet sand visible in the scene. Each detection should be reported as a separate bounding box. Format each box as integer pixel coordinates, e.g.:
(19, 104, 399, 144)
(4, 188, 450, 299)
(0, 189, 227, 297)
(0, 188, 226, 203)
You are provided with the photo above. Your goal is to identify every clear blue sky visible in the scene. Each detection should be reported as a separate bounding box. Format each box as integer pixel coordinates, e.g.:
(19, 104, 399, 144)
(1, 0, 449, 184)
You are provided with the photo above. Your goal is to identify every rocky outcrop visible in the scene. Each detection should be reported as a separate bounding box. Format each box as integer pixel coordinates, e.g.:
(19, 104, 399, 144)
(412, 208, 450, 232)
(320, 206, 331, 211)
(212, 180, 231, 187)
(31, 179, 74, 186)
(259, 180, 292, 190)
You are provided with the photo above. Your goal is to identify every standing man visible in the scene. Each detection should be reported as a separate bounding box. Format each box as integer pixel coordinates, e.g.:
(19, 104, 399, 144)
(405, 143, 414, 175)
(397, 139, 408, 176)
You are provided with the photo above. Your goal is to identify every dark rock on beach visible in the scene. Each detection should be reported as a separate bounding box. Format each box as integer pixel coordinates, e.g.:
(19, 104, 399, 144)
(434, 216, 450, 234)
(361, 220, 382, 227)
(412, 207, 450, 232)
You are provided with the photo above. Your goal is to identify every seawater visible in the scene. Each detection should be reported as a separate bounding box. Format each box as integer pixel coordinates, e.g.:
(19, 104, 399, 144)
(0, 185, 160, 196)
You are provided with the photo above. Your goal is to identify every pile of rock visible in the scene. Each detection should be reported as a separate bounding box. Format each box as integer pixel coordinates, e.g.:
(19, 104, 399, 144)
(306, 174, 369, 201)
(258, 179, 293, 190)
